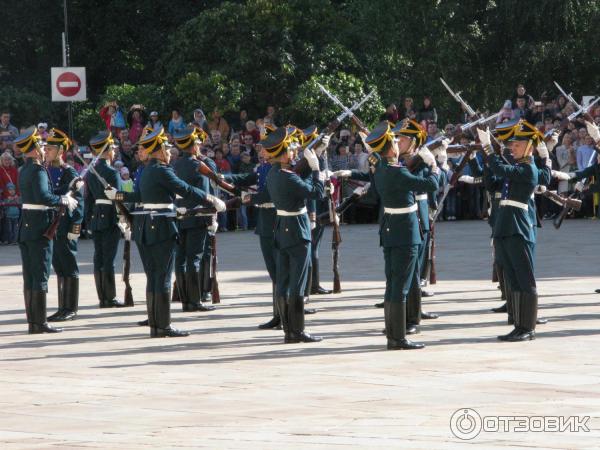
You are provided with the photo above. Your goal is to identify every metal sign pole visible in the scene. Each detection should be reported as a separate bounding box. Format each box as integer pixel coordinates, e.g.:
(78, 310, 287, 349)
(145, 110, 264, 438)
(63, 0, 74, 138)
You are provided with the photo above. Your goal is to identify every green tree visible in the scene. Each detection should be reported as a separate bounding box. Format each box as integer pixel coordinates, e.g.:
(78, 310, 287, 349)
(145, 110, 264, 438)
(174, 72, 244, 114)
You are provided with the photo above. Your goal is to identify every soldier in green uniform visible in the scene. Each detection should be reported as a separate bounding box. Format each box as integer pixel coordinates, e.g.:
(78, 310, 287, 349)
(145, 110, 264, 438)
(171, 127, 216, 313)
(85, 132, 127, 308)
(14, 129, 78, 333)
(556, 120, 600, 293)
(263, 127, 325, 343)
(464, 119, 518, 315)
(44, 129, 84, 322)
(301, 125, 333, 296)
(106, 128, 225, 337)
(477, 121, 542, 341)
(366, 120, 439, 349)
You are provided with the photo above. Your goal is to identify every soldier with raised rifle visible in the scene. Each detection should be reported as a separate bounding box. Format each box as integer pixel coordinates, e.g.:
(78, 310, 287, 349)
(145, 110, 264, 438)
(366, 120, 440, 349)
(263, 127, 325, 343)
(105, 128, 226, 337)
(45, 129, 84, 322)
(477, 121, 543, 341)
(171, 127, 217, 313)
(14, 129, 78, 333)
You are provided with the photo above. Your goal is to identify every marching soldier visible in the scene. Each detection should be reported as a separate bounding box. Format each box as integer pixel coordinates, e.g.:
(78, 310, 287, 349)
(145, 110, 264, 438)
(105, 128, 225, 337)
(477, 121, 542, 341)
(366, 121, 439, 349)
(302, 125, 334, 296)
(172, 127, 216, 312)
(45, 129, 84, 322)
(14, 129, 78, 333)
(85, 132, 126, 308)
(264, 127, 325, 343)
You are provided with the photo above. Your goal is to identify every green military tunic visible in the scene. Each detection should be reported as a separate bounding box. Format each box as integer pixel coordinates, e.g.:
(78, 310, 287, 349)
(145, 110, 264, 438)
(267, 162, 324, 299)
(52, 164, 84, 278)
(372, 158, 439, 303)
(18, 159, 69, 291)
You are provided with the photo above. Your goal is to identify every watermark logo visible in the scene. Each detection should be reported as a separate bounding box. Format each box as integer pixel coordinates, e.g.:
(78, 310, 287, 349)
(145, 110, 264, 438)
(450, 408, 590, 440)
(450, 408, 483, 440)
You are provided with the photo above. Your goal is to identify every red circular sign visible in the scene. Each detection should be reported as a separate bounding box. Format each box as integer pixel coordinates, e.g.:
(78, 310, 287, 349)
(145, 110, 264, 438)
(56, 72, 81, 97)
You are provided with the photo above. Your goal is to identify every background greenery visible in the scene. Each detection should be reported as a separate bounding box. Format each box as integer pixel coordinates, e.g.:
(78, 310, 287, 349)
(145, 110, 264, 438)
(1, 0, 599, 140)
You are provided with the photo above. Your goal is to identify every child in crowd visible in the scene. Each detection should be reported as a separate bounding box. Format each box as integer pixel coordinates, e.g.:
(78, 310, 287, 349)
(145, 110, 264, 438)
(120, 167, 134, 193)
(2, 182, 20, 244)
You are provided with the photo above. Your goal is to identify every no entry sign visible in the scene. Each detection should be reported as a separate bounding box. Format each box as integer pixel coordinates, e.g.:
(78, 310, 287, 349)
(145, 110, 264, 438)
(51, 67, 87, 101)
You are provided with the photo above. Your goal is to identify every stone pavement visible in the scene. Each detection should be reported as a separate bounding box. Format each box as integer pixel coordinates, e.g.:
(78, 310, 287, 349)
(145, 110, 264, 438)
(1, 220, 599, 449)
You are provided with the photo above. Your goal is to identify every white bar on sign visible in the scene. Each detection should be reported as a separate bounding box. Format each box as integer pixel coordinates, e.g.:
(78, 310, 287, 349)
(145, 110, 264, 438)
(59, 81, 79, 88)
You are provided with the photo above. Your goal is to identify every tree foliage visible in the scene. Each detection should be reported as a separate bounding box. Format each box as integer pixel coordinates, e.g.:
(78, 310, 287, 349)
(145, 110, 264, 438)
(2, 0, 600, 140)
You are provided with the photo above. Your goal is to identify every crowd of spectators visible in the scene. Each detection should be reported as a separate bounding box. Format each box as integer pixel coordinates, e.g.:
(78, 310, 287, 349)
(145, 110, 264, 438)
(1, 84, 599, 243)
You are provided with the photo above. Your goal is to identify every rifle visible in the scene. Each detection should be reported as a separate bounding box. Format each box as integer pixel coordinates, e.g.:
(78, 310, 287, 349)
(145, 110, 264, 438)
(43, 205, 67, 240)
(314, 85, 376, 293)
(209, 232, 220, 303)
(73, 149, 134, 306)
(316, 183, 370, 226)
(197, 159, 238, 195)
(405, 112, 500, 173)
(553, 81, 600, 123)
(294, 89, 375, 176)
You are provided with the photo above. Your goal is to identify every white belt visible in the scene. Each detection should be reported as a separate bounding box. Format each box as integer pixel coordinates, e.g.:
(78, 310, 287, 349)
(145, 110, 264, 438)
(96, 199, 113, 205)
(144, 203, 174, 210)
(277, 206, 307, 216)
(384, 204, 418, 215)
(22, 204, 50, 210)
(494, 192, 502, 199)
(499, 199, 528, 211)
(415, 194, 428, 201)
(255, 202, 275, 209)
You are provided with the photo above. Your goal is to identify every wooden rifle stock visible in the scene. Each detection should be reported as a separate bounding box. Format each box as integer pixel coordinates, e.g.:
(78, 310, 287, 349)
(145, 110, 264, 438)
(115, 200, 134, 306)
(329, 181, 342, 293)
(197, 160, 237, 195)
(43, 177, 82, 240)
(209, 233, 220, 303)
(428, 224, 437, 285)
(43, 205, 67, 240)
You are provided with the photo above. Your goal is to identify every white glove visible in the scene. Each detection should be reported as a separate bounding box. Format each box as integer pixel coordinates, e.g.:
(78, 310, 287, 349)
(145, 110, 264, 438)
(314, 134, 332, 156)
(104, 186, 118, 200)
(208, 219, 218, 233)
(417, 147, 436, 167)
(458, 175, 475, 184)
(439, 138, 450, 153)
(176, 207, 187, 215)
(536, 141, 549, 159)
(435, 149, 448, 168)
(547, 131, 560, 152)
(551, 170, 571, 181)
(333, 170, 352, 178)
(477, 127, 491, 147)
(69, 177, 84, 192)
(67, 232, 79, 241)
(117, 222, 131, 241)
(574, 181, 585, 192)
(207, 194, 226, 212)
(310, 220, 316, 230)
(534, 185, 547, 194)
(303, 147, 319, 171)
(353, 184, 367, 196)
(585, 120, 600, 144)
(567, 172, 576, 179)
(61, 192, 78, 213)
(325, 182, 335, 196)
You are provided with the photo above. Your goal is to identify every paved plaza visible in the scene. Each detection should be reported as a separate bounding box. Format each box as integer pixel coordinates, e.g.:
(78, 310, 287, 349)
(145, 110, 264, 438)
(1, 219, 599, 449)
